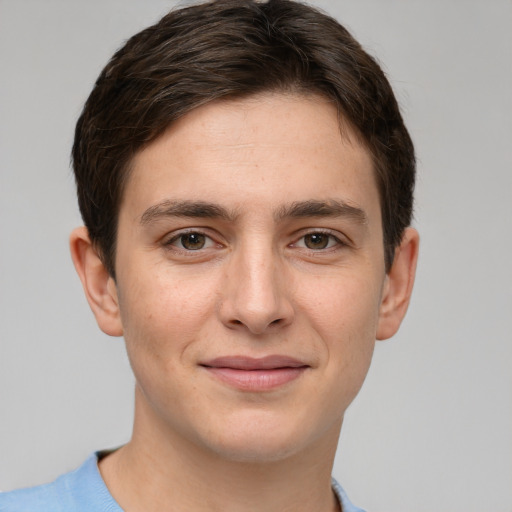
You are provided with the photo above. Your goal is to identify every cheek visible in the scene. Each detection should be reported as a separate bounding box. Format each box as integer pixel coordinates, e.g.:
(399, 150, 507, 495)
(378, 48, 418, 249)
(116, 272, 214, 414)
(299, 271, 382, 394)
(299, 270, 383, 341)
(117, 267, 219, 363)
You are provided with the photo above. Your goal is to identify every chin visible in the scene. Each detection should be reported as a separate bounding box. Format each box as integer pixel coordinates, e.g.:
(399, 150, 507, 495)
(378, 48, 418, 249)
(198, 410, 338, 464)
(208, 435, 305, 463)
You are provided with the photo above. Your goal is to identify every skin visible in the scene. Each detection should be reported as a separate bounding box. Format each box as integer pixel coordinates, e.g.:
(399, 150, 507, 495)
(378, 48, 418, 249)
(70, 93, 419, 512)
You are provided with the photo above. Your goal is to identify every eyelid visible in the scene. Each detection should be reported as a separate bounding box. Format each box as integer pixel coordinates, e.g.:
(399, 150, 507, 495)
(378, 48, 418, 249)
(290, 228, 349, 250)
(163, 228, 221, 251)
(160, 226, 349, 253)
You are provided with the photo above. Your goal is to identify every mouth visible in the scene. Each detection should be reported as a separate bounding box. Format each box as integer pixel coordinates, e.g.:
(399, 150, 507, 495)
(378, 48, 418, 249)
(200, 355, 309, 391)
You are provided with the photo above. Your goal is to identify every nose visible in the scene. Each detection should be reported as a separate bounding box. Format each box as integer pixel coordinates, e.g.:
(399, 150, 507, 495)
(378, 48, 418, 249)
(219, 242, 294, 335)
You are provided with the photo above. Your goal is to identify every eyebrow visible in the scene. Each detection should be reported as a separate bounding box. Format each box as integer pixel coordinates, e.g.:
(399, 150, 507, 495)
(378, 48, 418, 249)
(140, 198, 368, 226)
(140, 200, 239, 225)
(274, 199, 368, 224)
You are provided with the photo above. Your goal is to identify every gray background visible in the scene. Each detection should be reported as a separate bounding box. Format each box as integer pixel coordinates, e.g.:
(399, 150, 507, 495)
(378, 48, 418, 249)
(1, 1, 511, 510)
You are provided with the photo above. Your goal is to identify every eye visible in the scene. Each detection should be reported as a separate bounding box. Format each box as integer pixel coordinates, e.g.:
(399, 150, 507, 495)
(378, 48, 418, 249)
(294, 232, 342, 250)
(167, 232, 216, 251)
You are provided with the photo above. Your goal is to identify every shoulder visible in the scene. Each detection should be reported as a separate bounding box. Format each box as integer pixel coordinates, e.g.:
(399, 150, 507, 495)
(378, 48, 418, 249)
(0, 478, 70, 512)
(331, 477, 367, 512)
(0, 453, 121, 512)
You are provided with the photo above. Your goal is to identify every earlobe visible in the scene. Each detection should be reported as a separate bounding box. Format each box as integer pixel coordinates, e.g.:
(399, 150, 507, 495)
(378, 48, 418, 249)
(69, 227, 123, 337)
(376, 227, 419, 340)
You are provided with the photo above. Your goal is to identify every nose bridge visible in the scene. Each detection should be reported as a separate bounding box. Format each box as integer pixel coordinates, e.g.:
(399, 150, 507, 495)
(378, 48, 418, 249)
(221, 234, 293, 334)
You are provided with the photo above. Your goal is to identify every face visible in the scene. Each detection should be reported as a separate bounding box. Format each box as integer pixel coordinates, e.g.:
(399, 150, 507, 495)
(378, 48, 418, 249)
(107, 94, 392, 461)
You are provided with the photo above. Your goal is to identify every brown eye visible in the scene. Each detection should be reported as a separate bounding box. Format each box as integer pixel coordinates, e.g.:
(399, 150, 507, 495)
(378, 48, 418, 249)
(179, 233, 206, 250)
(303, 233, 330, 249)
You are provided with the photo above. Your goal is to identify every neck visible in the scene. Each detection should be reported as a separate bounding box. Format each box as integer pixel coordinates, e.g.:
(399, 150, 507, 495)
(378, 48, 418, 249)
(100, 387, 342, 512)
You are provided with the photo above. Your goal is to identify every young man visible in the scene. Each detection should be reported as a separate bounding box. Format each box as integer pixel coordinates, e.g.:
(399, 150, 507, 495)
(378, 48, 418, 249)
(0, 1, 418, 511)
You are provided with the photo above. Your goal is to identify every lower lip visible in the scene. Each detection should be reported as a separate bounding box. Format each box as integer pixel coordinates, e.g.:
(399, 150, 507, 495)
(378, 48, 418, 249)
(203, 367, 307, 391)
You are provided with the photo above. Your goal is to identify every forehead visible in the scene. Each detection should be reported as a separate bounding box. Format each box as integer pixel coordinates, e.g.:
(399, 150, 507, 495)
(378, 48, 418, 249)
(123, 93, 380, 223)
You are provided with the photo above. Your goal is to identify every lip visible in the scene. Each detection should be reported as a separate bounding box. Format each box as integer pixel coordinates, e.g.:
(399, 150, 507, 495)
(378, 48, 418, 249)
(200, 355, 309, 391)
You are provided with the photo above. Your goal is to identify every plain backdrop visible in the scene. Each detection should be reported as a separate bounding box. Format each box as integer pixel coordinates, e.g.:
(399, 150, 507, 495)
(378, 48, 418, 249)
(1, 1, 511, 510)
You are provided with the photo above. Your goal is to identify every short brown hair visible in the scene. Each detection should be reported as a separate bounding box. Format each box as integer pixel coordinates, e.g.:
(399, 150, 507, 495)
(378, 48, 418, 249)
(72, 0, 415, 276)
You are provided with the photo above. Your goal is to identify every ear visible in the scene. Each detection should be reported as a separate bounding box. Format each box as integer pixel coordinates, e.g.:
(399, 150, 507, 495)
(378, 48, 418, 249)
(69, 227, 123, 337)
(376, 227, 419, 340)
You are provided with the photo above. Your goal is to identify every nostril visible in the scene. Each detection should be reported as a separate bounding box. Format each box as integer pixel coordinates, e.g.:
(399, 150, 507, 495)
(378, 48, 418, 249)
(229, 317, 283, 330)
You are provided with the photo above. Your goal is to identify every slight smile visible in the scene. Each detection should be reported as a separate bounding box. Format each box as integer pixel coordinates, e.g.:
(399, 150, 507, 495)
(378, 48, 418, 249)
(200, 356, 310, 391)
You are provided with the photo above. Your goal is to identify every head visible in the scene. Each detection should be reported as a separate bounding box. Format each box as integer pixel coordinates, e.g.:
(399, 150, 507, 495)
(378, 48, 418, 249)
(69, 0, 419, 464)
(72, 0, 415, 278)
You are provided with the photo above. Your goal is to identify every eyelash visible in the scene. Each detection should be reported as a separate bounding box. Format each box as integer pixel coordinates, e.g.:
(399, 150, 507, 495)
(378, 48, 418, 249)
(163, 229, 346, 253)
(164, 229, 219, 252)
(290, 230, 346, 252)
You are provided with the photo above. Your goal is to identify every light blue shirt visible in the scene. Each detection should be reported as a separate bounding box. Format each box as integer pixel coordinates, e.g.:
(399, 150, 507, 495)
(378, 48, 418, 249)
(0, 453, 365, 512)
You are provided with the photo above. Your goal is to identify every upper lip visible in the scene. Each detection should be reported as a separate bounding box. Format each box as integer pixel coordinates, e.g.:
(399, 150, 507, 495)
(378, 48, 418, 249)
(200, 355, 309, 370)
